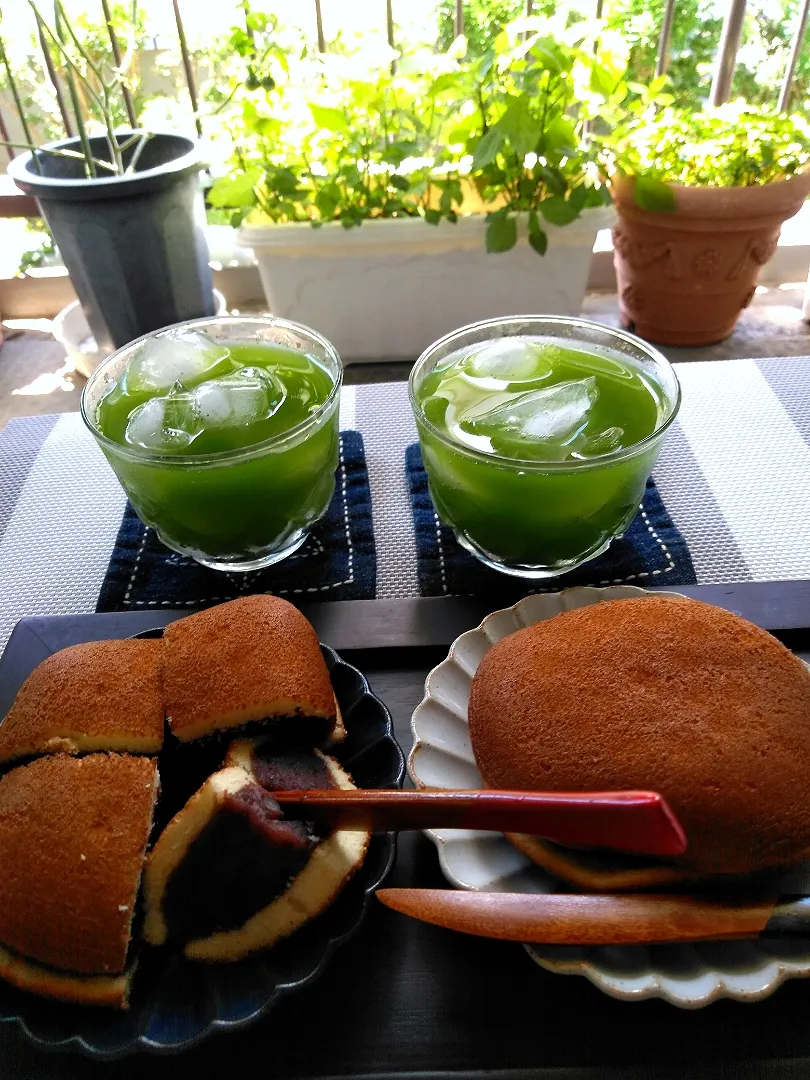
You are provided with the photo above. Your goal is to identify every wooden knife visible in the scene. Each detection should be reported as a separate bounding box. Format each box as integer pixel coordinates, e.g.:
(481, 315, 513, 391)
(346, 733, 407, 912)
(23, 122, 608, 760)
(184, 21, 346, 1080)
(273, 788, 687, 856)
(375, 889, 810, 944)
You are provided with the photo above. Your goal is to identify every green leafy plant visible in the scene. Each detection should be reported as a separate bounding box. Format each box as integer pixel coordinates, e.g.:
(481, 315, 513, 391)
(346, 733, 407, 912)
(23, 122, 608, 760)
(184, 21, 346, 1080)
(446, 14, 632, 254)
(207, 26, 466, 230)
(604, 102, 810, 211)
(209, 11, 637, 256)
(17, 233, 56, 277)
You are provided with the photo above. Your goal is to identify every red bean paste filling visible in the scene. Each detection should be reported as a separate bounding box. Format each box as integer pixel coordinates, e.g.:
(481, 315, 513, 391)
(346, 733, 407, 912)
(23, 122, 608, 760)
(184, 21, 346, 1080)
(162, 751, 334, 942)
(155, 714, 336, 835)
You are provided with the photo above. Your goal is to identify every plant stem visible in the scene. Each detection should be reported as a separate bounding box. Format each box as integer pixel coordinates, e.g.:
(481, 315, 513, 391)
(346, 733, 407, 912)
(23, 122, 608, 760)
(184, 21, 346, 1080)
(51, 0, 124, 171)
(100, 0, 137, 128)
(124, 130, 153, 174)
(0, 139, 117, 171)
(32, 2, 98, 176)
(0, 33, 41, 173)
(211, 83, 240, 116)
(51, 0, 92, 174)
(53, 0, 107, 89)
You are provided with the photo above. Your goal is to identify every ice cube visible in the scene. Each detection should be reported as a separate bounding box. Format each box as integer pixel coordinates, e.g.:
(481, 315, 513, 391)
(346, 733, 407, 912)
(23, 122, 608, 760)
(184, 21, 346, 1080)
(462, 339, 553, 383)
(464, 377, 598, 442)
(575, 425, 625, 458)
(193, 367, 286, 429)
(127, 331, 230, 392)
(125, 391, 202, 450)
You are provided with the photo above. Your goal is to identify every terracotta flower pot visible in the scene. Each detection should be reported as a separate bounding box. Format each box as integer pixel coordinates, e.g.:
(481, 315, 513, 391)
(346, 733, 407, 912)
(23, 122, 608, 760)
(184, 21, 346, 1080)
(611, 170, 810, 346)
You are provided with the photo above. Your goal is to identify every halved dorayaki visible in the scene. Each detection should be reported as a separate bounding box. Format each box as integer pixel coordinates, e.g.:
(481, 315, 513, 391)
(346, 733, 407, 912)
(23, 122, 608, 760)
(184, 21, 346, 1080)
(0, 640, 164, 767)
(143, 742, 369, 962)
(161, 596, 342, 747)
(0, 753, 159, 1008)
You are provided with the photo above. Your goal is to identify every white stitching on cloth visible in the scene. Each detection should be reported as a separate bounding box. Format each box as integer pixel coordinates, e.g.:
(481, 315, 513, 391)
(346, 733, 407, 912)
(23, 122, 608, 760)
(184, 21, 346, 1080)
(591, 505, 676, 586)
(123, 525, 150, 605)
(127, 436, 355, 606)
(434, 500, 676, 596)
(431, 510, 448, 595)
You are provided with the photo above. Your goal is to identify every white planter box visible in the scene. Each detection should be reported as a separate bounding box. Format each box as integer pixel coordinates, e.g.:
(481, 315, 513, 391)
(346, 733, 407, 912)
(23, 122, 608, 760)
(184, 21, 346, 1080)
(238, 208, 614, 362)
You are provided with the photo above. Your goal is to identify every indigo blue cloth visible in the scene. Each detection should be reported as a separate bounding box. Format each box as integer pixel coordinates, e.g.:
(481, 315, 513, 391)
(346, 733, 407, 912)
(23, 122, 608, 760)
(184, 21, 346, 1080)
(406, 443, 697, 600)
(97, 431, 375, 611)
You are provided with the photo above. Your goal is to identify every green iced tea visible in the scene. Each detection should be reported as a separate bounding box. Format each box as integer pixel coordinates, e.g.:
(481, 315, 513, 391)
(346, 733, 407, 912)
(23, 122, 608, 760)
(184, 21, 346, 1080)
(413, 330, 676, 575)
(86, 322, 340, 570)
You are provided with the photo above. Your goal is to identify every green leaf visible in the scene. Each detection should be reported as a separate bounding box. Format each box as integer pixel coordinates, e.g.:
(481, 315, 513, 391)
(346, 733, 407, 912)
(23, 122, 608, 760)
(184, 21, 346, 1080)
(471, 127, 504, 171)
(207, 169, 259, 208)
(314, 189, 338, 218)
(428, 72, 459, 97)
(498, 98, 542, 160)
(245, 11, 268, 31)
(528, 209, 548, 256)
(385, 140, 419, 166)
(309, 104, 347, 132)
(389, 174, 410, 192)
(271, 168, 303, 196)
(528, 39, 564, 74)
(448, 123, 475, 144)
(534, 163, 567, 196)
(544, 117, 578, 155)
(633, 174, 676, 212)
(517, 177, 535, 201)
(538, 195, 580, 226)
(590, 61, 618, 97)
(568, 184, 589, 212)
(486, 214, 517, 253)
(439, 186, 454, 212)
(424, 208, 442, 225)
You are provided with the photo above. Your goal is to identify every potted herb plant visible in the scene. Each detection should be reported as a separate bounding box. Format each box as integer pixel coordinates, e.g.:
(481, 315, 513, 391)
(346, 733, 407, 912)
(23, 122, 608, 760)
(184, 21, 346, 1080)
(605, 102, 810, 346)
(210, 15, 622, 361)
(3, 3, 214, 356)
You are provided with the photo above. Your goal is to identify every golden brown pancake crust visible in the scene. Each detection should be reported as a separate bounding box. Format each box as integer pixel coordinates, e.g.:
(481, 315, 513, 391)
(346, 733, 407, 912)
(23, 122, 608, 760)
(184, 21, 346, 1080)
(162, 595, 336, 742)
(0, 754, 158, 975)
(0, 640, 164, 765)
(0, 943, 133, 1009)
(468, 595, 810, 877)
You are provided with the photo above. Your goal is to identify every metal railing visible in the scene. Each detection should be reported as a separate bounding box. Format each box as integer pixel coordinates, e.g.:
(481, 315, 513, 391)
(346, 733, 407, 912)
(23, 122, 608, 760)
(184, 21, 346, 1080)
(1, 0, 810, 214)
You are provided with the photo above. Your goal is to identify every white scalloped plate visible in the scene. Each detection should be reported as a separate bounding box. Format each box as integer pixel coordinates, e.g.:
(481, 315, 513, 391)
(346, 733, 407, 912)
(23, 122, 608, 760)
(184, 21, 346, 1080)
(408, 585, 810, 1008)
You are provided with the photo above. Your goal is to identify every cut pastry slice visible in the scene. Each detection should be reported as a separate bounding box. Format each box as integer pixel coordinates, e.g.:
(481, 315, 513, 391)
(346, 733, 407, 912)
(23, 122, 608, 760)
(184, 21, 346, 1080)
(0, 640, 164, 767)
(0, 753, 158, 1006)
(162, 596, 338, 747)
(0, 944, 133, 1009)
(143, 746, 369, 962)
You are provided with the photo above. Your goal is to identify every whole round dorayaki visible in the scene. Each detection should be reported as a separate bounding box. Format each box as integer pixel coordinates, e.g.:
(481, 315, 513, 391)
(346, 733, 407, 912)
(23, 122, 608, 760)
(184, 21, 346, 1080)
(467, 596, 810, 878)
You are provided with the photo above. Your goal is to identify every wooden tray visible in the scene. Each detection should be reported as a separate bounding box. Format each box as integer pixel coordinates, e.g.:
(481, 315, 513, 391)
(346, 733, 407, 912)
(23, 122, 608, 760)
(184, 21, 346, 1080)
(1, 581, 810, 1077)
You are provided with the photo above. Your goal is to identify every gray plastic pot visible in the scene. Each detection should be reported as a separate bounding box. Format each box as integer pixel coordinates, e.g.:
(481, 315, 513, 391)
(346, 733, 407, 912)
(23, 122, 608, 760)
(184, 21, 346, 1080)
(7, 131, 215, 355)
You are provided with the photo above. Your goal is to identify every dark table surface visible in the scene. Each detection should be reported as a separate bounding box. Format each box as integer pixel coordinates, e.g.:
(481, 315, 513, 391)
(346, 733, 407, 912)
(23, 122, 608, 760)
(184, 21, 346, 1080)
(2, 583, 810, 1078)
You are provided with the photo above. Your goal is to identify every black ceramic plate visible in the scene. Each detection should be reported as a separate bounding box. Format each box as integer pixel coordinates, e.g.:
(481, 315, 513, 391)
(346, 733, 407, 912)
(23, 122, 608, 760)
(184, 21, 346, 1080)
(0, 640, 404, 1059)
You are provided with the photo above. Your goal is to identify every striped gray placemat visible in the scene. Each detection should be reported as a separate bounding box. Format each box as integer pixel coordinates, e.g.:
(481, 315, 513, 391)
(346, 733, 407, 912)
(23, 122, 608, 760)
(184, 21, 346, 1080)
(1, 356, 809, 650)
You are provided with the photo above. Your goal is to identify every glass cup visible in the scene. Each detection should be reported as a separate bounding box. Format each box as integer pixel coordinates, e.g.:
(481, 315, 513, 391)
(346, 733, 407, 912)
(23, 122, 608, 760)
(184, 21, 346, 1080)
(82, 315, 342, 572)
(409, 315, 681, 578)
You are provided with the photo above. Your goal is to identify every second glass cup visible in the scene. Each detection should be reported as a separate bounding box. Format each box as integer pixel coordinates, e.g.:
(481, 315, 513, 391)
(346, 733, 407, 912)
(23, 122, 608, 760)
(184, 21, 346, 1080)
(409, 316, 681, 578)
(82, 315, 342, 572)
